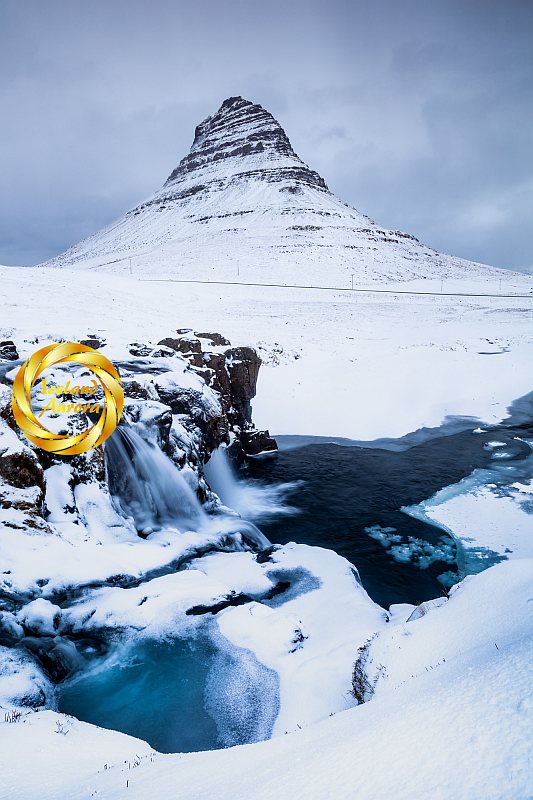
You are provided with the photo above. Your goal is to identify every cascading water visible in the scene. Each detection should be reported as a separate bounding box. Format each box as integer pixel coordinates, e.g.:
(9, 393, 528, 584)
(105, 426, 207, 534)
(57, 427, 278, 754)
(105, 427, 271, 550)
(204, 446, 300, 522)
(204, 447, 242, 511)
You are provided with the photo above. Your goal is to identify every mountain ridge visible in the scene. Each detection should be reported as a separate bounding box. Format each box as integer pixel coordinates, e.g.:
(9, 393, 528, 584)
(42, 96, 520, 285)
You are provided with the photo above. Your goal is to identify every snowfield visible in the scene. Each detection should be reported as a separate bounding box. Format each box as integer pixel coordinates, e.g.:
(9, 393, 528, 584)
(1, 265, 531, 442)
(0, 262, 531, 800)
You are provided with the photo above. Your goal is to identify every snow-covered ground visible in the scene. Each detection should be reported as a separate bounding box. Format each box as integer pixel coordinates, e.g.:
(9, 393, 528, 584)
(0, 260, 531, 798)
(1, 265, 531, 441)
(405, 442, 533, 571)
(1, 558, 531, 800)
(1, 163, 533, 800)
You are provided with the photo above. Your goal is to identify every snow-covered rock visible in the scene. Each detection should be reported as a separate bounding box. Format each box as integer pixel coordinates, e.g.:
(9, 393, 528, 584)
(1, 558, 531, 799)
(17, 599, 61, 636)
(0, 646, 54, 710)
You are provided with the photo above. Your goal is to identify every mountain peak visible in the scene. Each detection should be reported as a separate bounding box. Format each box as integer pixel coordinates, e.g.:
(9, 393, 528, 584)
(164, 96, 328, 192)
(42, 95, 506, 286)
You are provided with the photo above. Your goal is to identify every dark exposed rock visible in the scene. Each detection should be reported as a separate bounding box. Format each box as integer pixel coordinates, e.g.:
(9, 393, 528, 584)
(158, 336, 203, 355)
(0, 449, 45, 493)
(150, 332, 275, 459)
(225, 346, 261, 401)
(150, 345, 176, 358)
(204, 415, 230, 454)
(289, 224, 322, 232)
(289, 627, 309, 653)
(0, 484, 42, 514)
(71, 448, 106, 485)
(157, 385, 206, 419)
(225, 346, 261, 425)
(122, 378, 160, 401)
(351, 639, 375, 704)
(185, 352, 205, 368)
(128, 340, 179, 358)
(128, 342, 152, 358)
(226, 437, 245, 465)
(0, 611, 24, 644)
(22, 636, 84, 683)
(186, 591, 253, 616)
(255, 545, 281, 564)
(0, 341, 19, 361)
(194, 332, 231, 346)
(79, 336, 105, 350)
(240, 429, 277, 456)
(190, 366, 215, 383)
(203, 352, 232, 395)
(0, 388, 17, 430)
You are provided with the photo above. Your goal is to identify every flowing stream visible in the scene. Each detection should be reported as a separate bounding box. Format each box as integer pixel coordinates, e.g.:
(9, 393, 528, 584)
(57, 425, 277, 750)
(56, 413, 533, 754)
(243, 421, 533, 607)
(105, 426, 207, 534)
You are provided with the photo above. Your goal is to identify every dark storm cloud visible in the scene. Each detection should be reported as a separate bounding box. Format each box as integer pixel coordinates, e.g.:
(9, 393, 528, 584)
(0, 0, 531, 268)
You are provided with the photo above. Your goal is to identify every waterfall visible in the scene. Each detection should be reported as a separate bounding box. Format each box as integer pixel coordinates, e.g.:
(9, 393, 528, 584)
(105, 426, 207, 535)
(204, 446, 300, 522)
(105, 427, 272, 551)
(204, 447, 242, 512)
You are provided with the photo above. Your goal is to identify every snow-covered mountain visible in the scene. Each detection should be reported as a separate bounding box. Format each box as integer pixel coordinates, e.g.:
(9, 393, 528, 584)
(43, 96, 516, 285)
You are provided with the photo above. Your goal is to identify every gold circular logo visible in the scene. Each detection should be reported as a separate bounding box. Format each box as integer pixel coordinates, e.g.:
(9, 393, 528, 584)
(11, 342, 124, 455)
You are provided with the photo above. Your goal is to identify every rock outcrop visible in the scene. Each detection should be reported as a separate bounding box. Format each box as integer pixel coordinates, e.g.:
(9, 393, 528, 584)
(0, 330, 275, 541)
(157, 330, 270, 441)
(0, 341, 19, 361)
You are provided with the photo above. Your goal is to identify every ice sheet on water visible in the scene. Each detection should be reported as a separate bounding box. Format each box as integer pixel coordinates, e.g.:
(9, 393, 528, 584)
(364, 525, 455, 569)
(389, 538, 455, 568)
(57, 622, 279, 753)
(403, 445, 533, 575)
(365, 525, 402, 548)
(204, 631, 279, 747)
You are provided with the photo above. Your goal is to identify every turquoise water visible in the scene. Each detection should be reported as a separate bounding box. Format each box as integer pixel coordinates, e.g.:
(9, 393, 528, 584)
(57, 632, 279, 753)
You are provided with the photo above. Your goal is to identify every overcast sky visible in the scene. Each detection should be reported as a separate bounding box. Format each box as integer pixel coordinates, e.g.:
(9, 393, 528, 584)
(1, 0, 532, 268)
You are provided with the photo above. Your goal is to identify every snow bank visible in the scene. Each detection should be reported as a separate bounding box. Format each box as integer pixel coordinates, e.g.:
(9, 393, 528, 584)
(1, 559, 531, 800)
(405, 445, 533, 571)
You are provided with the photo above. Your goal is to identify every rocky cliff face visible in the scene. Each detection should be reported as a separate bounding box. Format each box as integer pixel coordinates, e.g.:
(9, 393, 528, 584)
(164, 96, 328, 195)
(42, 96, 510, 284)
(0, 331, 276, 543)
(0, 332, 279, 695)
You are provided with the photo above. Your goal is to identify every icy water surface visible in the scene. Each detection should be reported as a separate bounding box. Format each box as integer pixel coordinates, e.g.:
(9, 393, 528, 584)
(244, 423, 533, 608)
(57, 631, 279, 753)
(51, 403, 533, 754)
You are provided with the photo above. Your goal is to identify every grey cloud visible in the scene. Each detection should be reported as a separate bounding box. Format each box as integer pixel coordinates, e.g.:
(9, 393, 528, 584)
(0, 0, 531, 268)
